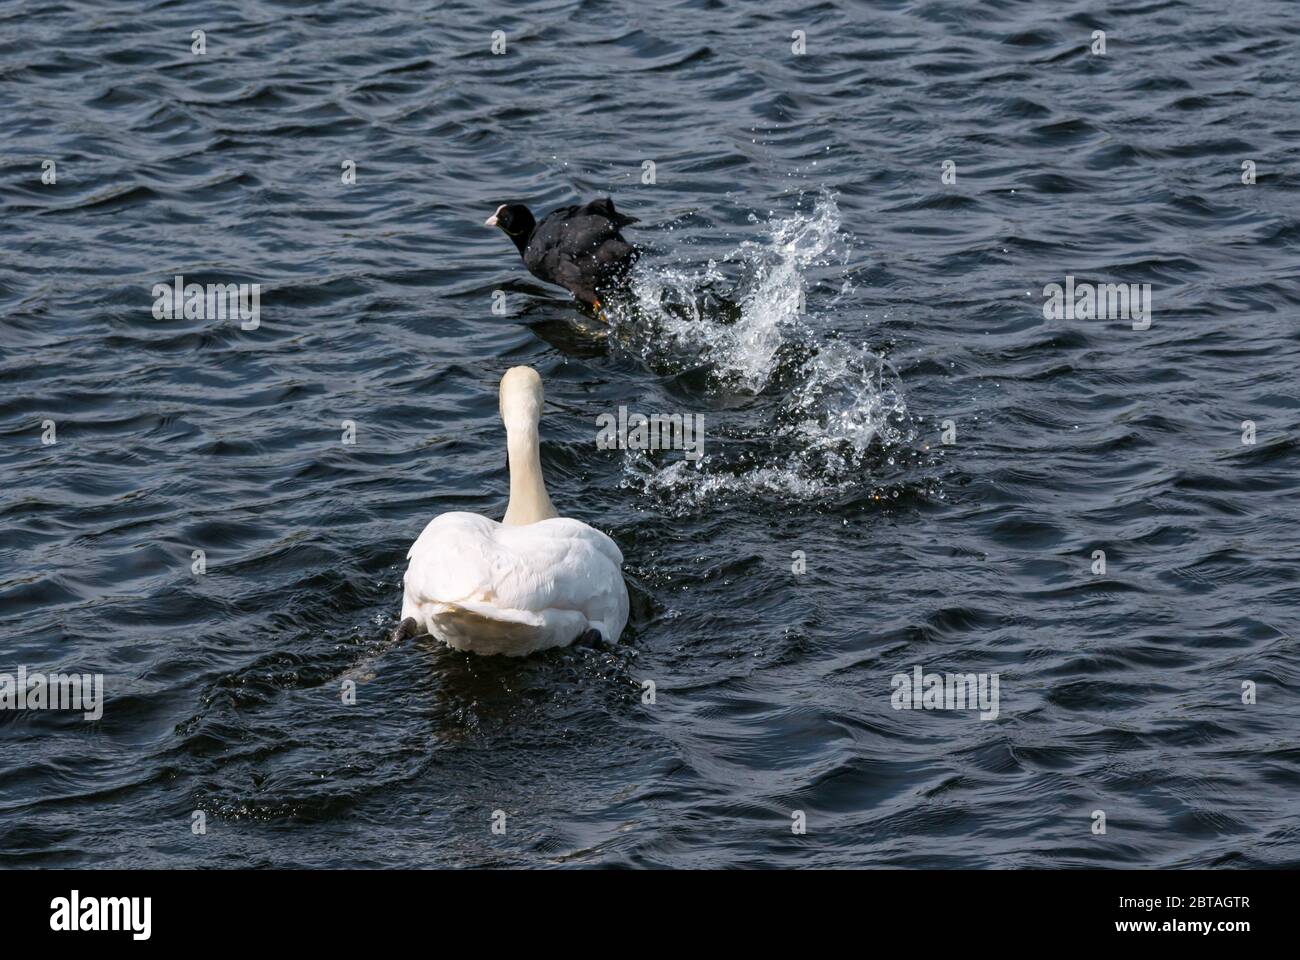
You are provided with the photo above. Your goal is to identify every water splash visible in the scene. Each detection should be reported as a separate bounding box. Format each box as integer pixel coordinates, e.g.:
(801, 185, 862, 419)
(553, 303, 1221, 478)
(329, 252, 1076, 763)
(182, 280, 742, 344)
(617, 192, 849, 389)
(608, 192, 925, 508)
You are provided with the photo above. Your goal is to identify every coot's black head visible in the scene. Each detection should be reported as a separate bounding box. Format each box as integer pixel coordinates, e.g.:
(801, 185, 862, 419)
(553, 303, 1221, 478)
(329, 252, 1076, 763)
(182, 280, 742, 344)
(485, 203, 536, 253)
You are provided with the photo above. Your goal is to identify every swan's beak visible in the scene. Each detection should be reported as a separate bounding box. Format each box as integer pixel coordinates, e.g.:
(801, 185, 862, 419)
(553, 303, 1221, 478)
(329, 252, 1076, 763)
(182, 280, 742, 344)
(484, 214, 499, 227)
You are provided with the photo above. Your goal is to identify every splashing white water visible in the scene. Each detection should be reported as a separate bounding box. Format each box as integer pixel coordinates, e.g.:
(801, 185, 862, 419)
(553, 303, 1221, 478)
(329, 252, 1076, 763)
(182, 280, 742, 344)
(610, 192, 918, 507)
(621, 192, 849, 391)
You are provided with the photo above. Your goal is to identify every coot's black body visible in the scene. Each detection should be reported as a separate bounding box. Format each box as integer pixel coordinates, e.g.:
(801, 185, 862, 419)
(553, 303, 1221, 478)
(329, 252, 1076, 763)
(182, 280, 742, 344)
(486, 198, 639, 308)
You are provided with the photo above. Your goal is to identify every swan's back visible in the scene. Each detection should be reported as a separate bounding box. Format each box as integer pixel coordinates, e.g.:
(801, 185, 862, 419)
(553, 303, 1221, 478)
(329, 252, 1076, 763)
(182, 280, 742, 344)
(401, 512, 628, 656)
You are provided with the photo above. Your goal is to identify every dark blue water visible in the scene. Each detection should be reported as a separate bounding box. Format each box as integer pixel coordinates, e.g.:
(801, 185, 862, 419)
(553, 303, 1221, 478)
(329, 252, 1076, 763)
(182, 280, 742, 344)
(2, 0, 1298, 868)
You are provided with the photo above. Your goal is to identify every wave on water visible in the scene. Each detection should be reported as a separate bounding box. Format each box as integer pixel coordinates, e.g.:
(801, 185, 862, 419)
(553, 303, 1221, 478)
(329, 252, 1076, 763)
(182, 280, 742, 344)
(608, 192, 930, 507)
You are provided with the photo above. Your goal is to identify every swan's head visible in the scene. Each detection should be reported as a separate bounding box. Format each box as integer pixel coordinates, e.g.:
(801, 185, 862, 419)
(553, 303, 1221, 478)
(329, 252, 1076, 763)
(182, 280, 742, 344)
(499, 365, 544, 432)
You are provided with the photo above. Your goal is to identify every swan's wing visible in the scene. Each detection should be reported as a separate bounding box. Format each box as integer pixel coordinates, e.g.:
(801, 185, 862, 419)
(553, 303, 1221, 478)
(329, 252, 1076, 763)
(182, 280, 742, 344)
(520, 517, 624, 566)
(494, 518, 626, 622)
(403, 512, 500, 604)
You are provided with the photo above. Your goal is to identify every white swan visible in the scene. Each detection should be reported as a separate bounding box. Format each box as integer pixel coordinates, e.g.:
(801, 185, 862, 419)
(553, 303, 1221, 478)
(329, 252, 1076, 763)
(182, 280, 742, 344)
(395, 366, 629, 656)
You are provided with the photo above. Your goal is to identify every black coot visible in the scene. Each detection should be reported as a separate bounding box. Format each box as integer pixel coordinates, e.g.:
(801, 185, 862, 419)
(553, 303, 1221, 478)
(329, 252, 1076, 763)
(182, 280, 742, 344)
(486, 198, 640, 309)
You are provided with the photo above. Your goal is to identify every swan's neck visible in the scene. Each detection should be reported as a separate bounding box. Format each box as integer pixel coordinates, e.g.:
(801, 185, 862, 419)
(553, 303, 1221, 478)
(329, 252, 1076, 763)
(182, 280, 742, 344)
(503, 424, 557, 525)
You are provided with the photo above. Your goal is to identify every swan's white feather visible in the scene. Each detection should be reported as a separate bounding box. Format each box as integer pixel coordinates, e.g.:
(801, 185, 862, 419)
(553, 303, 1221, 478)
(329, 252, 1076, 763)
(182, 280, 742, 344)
(400, 512, 629, 656)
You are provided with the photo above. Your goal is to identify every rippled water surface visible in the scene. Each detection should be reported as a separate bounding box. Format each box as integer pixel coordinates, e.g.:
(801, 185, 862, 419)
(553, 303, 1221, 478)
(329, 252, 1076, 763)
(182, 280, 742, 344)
(2, 0, 1299, 868)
